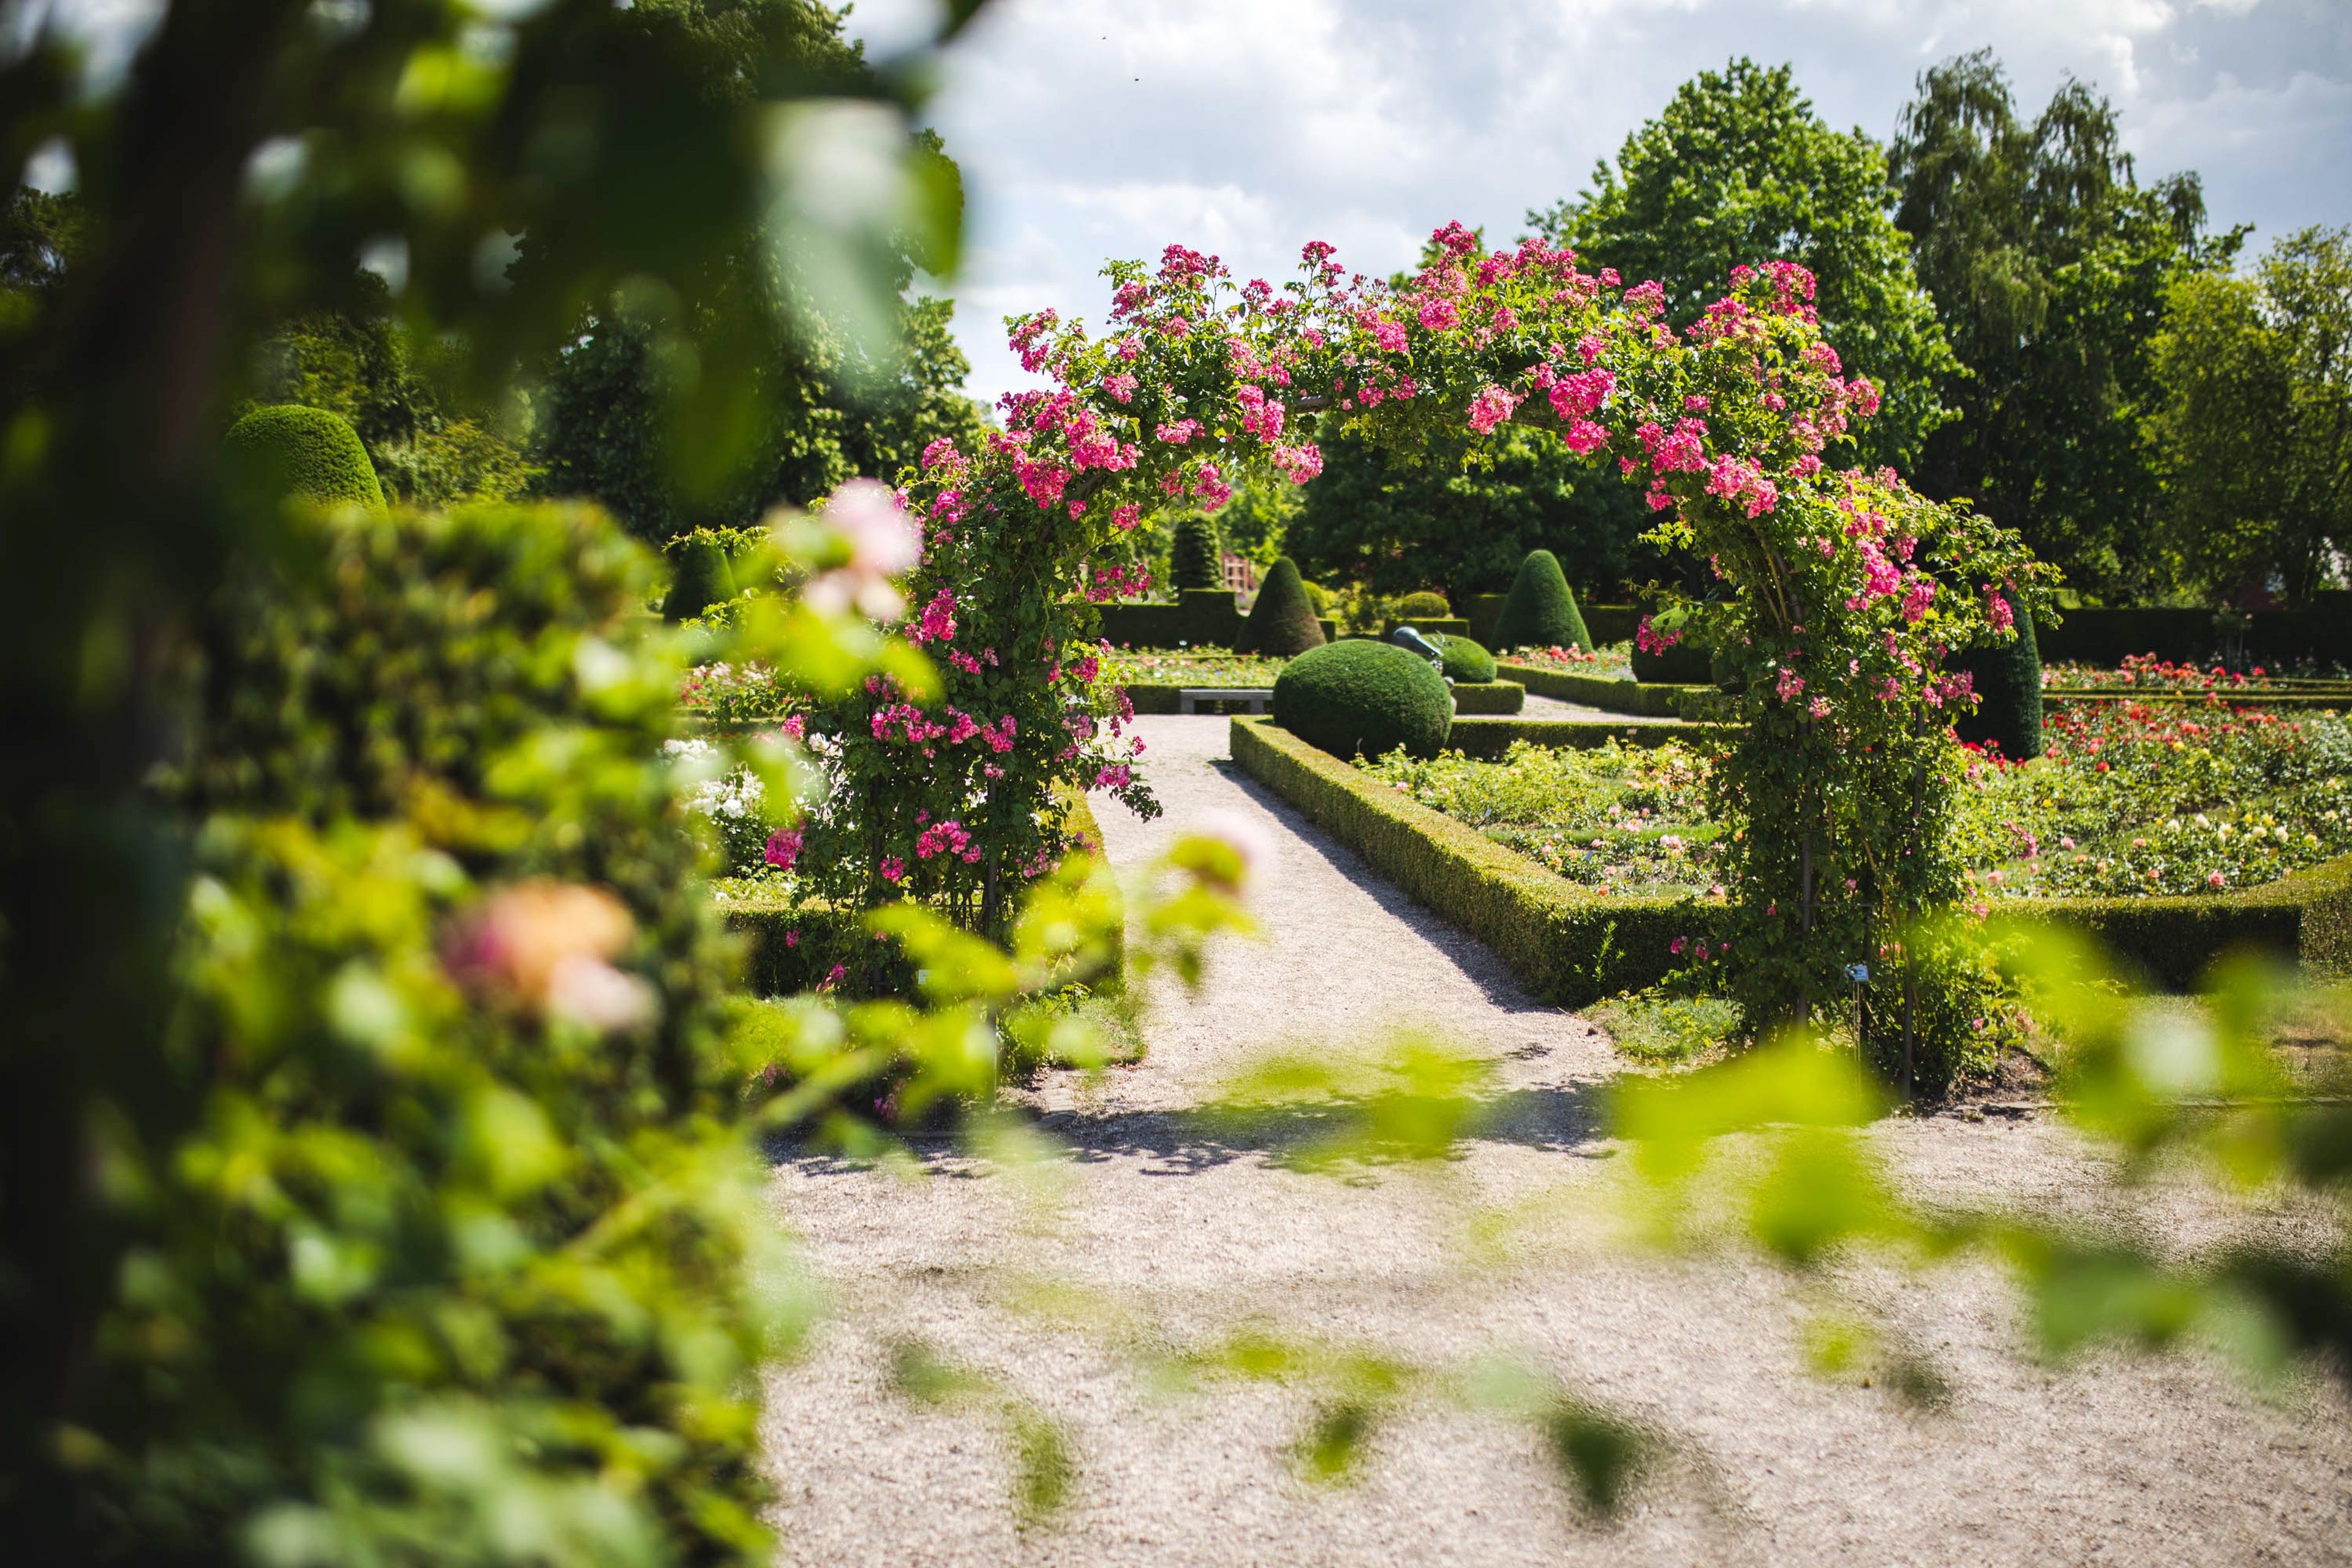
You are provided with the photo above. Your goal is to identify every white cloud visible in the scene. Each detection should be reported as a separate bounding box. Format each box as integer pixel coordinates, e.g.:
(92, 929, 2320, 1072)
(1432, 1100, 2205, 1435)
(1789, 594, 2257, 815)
(884, 0, 2348, 401)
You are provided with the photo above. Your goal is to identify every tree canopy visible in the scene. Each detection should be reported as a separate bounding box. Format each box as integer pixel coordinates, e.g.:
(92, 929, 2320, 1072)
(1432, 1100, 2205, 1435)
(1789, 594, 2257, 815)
(2146, 227, 2352, 603)
(1531, 58, 1958, 471)
(1890, 50, 2235, 597)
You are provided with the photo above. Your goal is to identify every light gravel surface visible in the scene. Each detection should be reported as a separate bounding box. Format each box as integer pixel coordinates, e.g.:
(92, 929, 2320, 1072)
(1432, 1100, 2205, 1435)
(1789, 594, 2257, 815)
(763, 715, 2351, 1567)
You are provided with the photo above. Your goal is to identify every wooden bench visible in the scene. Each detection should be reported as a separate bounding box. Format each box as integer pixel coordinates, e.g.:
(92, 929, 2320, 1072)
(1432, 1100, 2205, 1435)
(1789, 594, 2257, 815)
(1177, 687, 1273, 714)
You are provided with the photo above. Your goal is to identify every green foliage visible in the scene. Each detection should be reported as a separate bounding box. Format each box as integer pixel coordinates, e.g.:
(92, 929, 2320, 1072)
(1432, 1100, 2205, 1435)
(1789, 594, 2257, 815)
(1492, 549, 1591, 652)
(1231, 718, 1714, 1005)
(1590, 989, 1743, 1066)
(1169, 512, 1223, 590)
(1447, 680, 1525, 715)
(1272, 639, 1453, 762)
(253, 271, 537, 508)
(134, 499, 777, 1561)
(0, 0, 986, 1552)
(1534, 58, 1958, 469)
(1396, 589, 1452, 618)
(2147, 227, 2352, 603)
(1435, 634, 1497, 684)
(222, 404, 386, 515)
(663, 535, 739, 621)
(1288, 424, 1646, 605)
(1954, 590, 2043, 760)
(1298, 576, 1333, 614)
(1242, 556, 1326, 655)
(1892, 51, 2235, 598)
(1498, 661, 1695, 718)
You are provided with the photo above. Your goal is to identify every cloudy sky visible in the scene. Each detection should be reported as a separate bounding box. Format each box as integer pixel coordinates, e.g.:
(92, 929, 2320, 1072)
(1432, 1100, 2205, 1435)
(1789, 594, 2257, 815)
(848, 0, 2352, 403)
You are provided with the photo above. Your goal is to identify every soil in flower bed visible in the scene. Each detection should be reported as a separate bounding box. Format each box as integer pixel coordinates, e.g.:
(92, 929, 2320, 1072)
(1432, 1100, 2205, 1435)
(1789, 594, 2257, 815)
(1359, 699, 2352, 900)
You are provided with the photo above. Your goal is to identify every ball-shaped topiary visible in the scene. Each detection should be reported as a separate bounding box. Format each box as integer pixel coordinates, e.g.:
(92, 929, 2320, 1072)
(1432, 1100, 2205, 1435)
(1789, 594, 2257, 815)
(223, 404, 386, 515)
(1396, 589, 1451, 619)
(1491, 549, 1589, 652)
(1241, 556, 1326, 656)
(1434, 633, 1496, 684)
(1955, 590, 2043, 761)
(1170, 513, 1222, 590)
(1273, 638, 1452, 761)
(663, 535, 737, 622)
(1298, 576, 1333, 614)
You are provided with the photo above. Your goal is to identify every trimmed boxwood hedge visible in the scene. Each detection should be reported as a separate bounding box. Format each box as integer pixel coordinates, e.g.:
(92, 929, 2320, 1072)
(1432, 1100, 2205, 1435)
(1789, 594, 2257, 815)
(726, 788, 1121, 996)
(1274, 638, 1453, 760)
(1231, 716, 1719, 1005)
(223, 403, 386, 514)
(1435, 634, 1497, 684)
(1236, 715, 2352, 998)
(1497, 662, 1705, 717)
(1450, 680, 1525, 715)
(1491, 549, 1591, 653)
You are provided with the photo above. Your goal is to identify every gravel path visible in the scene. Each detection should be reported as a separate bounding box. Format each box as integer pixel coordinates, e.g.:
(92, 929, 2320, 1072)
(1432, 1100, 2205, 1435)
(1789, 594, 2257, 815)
(761, 715, 2351, 1567)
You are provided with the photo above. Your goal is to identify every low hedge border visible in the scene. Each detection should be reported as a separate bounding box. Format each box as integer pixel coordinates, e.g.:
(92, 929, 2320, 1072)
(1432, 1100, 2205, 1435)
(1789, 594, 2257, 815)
(1445, 717, 1734, 758)
(1497, 661, 1706, 717)
(720, 787, 1123, 997)
(1230, 715, 1721, 1006)
(1451, 680, 1525, 715)
(1233, 715, 2352, 1000)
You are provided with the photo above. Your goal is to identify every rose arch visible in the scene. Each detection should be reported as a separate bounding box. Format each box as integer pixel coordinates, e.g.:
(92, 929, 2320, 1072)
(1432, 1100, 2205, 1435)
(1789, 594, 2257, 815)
(792, 222, 2046, 1080)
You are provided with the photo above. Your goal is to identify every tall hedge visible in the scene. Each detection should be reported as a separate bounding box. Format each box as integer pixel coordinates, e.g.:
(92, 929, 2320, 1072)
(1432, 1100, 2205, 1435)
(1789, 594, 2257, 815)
(223, 402, 386, 514)
(128, 500, 778, 1559)
(1956, 589, 2043, 760)
(664, 533, 738, 620)
(1242, 556, 1325, 655)
(1491, 549, 1590, 652)
(1170, 513, 1221, 590)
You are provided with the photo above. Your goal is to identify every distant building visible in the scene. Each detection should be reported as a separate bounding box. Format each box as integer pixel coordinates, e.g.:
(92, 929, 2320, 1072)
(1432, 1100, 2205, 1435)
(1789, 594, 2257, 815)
(1220, 551, 1257, 597)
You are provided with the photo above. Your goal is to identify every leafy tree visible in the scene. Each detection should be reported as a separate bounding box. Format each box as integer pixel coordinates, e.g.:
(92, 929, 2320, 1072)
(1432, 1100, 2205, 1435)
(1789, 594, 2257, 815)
(1531, 58, 1958, 469)
(2147, 227, 2352, 603)
(1891, 50, 2235, 597)
(1288, 423, 1648, 606)
(521, 4, 988, 541)
(254, 271, 538, 507)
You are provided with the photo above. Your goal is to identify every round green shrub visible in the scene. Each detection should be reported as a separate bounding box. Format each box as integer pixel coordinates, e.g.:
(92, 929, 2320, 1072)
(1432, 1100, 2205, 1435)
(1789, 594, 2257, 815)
(1299, 577, 1333, 614)
(1434, 633, 1496, 684)
(1491, 549, 1590, 652)
(1956, 590, 2043, 760)
(1242, 556, 1326, 656)
(1273, 638, 1452, 761)
(1396, 589, 1451, 619)
(222, 403, 386, 514)
(1170, 513, 1221, 590)
(663, 535, 737, 621)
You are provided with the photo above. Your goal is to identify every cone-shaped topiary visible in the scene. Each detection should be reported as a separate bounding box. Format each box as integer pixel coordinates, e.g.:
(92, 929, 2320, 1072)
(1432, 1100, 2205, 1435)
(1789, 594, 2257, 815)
(1955, 590, 2043, 761)
(1396, 589, 1451, 619)
(1273, 639, 1452, 761)
(1433, 633, 1496, 684)
(1170, 513, 1221, 590)
(223, 404, 385, 515)
(1241, 556, 1326, 656)
(1491, 549, 1589, 652)
(662, 536, 737, 622)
